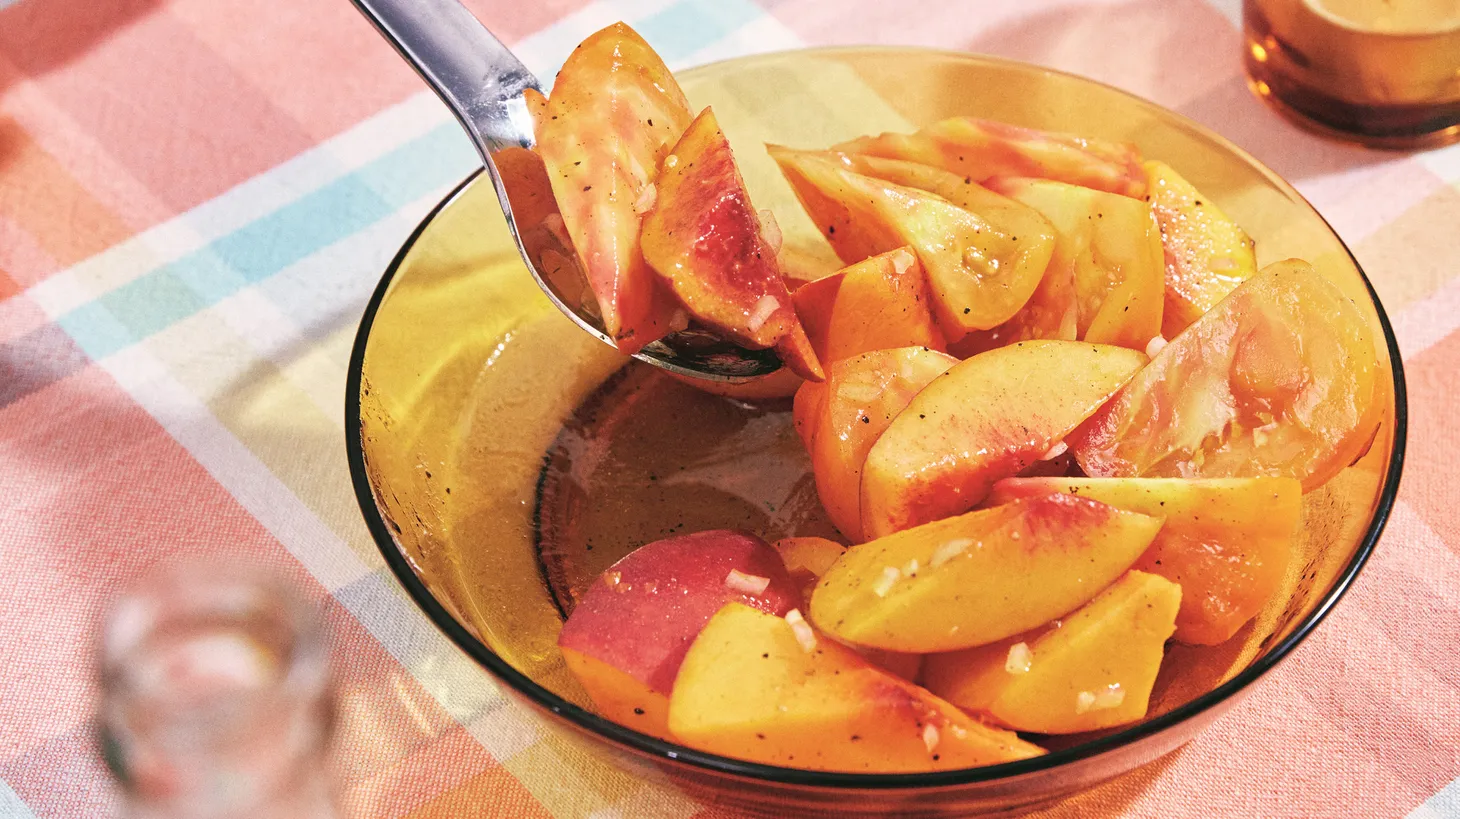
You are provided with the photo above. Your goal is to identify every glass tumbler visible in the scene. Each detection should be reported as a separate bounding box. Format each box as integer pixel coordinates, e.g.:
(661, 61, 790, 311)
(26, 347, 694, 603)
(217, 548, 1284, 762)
(99, 562, 336, 819)
(1244, 0, 1460, 148)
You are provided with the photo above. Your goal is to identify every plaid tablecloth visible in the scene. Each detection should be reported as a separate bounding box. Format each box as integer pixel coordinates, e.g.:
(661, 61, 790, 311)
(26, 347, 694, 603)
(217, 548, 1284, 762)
(2, 0, 1457, 816)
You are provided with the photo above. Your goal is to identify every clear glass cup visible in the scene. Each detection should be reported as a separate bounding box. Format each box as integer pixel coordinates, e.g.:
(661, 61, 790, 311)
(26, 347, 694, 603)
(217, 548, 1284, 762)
(1244, 0, 1460, 148)
(99, 562, 336, 819)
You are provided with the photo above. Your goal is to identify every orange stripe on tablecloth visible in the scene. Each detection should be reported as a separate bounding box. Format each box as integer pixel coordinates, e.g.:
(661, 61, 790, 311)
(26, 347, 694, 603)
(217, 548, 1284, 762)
(0, 0, 315, 216)
(459, 0, 598, 44)
(0, 118, 131, 281)
(392, 728, 554, 819)
(0, 266, 19, 303)
(0, 364, 325, 761)
(165, 0, 422, 144)
(1357, 182, 1460, 315)
(1396, 328, 1460, 555)
(770, 0, 1237, 110)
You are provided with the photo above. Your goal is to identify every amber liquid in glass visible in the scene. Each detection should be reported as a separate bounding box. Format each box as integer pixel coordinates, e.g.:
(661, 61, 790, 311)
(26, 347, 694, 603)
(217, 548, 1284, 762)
(1244, 0, 1460, 147)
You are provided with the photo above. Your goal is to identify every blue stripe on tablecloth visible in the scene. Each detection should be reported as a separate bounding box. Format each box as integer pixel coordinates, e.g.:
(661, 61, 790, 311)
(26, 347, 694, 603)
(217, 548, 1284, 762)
(51, 1, 761, 363)
(56, 125, 476, 361)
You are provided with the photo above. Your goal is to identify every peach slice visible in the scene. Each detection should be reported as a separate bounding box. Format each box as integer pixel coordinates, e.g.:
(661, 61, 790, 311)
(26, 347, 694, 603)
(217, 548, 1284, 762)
(557, 530, 800, 739)
(792, 247, 946, 365)
(1144, 160, 1257, 338)
(772, 536, 921, 680)
(768, 147, 1052, 337)
(537, 22, 691, 354)
(667, 603, 1044, 771)
(986, 178, 1165, 351)
(861, 340, 1146, 538)
(772, 536, 847, 599)
(922, 571, 1181, 734)
(809, 494, 1162, 652)
(989, 476, 1301, 645)
(641, 107, 822, 380)
(834, 117, 1146, 198)
(794, 347, 959, 542)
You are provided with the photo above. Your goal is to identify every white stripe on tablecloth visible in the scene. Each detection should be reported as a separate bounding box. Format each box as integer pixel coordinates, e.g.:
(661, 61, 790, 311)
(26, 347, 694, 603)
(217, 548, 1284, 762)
(1409, 776, 1460, 819)
(0, 777, 40, 819)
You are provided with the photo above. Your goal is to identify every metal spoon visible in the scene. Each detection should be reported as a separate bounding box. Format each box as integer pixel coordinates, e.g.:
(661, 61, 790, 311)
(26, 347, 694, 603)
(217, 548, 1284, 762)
(350, 0, 782, 381)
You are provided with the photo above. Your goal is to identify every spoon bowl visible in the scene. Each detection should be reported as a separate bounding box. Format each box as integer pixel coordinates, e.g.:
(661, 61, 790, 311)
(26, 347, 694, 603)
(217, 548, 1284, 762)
(349, 0, 783, 381)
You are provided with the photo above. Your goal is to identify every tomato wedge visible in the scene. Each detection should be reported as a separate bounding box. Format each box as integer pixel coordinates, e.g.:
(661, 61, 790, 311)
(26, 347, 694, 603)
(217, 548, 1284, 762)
(834, 117, 1146, 198)
(1071, 260, 1382, 491)
(769, 147, 1052, 337)
(538, 23, 692, 354)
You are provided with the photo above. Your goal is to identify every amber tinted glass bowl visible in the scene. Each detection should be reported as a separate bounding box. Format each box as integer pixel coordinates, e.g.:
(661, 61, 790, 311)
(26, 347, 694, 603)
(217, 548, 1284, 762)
(346, 48, 1405, 817)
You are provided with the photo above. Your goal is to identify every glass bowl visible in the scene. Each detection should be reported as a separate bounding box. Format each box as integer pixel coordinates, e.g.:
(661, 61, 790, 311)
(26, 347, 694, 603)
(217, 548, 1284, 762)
(346, 47, 1405, 817)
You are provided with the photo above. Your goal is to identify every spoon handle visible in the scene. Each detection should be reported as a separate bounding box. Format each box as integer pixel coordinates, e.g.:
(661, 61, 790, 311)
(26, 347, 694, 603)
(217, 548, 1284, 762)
(350, 0, 541, 156)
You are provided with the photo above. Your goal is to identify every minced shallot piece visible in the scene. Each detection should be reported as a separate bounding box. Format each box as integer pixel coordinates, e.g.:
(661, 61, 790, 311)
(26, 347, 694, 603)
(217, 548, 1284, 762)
(922, 723, 941, 754)
(724, 569, 770, 595)
(903, 558, 920, 577)
(890, 248, 915, 277)
(1075, 691, 1097, 714)
(1004, 641, 1033, 675)
(1041, 441, 1068, 461)
(747, 295, 780, 334)
(930, 538, 974, 567)
(1145, 335, 1168, 358)
(633, 183, 657, 214)
(785, 608, 817, 653)
(758, 208, 783, 253)
(872, 566, 902, 597)
(1094, 683, 1125, 710)
(664, 153, 680, 170)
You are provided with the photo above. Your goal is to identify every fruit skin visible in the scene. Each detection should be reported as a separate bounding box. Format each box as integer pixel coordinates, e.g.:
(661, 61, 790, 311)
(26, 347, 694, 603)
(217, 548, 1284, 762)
(981, 178, 1165, 352)
(1143, 160, 1257, 339)
(834, 117, 1147, 198)
(1070, 259, 1383, 492)
(641, 107, 823, 381)
(793, 347, 958, 542)
(557, 530, 801, 739)
(768, 147, 1052, 338)
(667, 603, 1045, 771)
(792, 247, 947, 365)
(538, 22, 691, 354)
(989, 477, 1300, 645)
(860, 340, 1147, 538)
(921, 570, 1181, 734)
(808, 494, 1163, 653)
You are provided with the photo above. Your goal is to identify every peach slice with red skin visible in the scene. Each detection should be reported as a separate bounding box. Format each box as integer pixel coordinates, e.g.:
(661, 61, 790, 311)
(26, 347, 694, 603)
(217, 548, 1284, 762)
(641, 107, 823, 380)
(808, 494, 1163, 652)
(988, 476, 1300, 645)
(667, 603, 1044, 771)
(538, 23, 691, 354)
(793, 347, 959, 542)
(768, 147, 1052, 338)
(1143, 160, 1257, 339)
(557, 530, 800, 739)
(792, 247, 947, 365)
(860, 340, 1147, 539)
(771, 536, 921, 680)
(835, 117, 1147, 198)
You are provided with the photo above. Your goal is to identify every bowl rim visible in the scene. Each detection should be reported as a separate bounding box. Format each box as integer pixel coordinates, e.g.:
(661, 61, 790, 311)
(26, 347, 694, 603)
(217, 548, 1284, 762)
(344, 45, 1408, 789)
